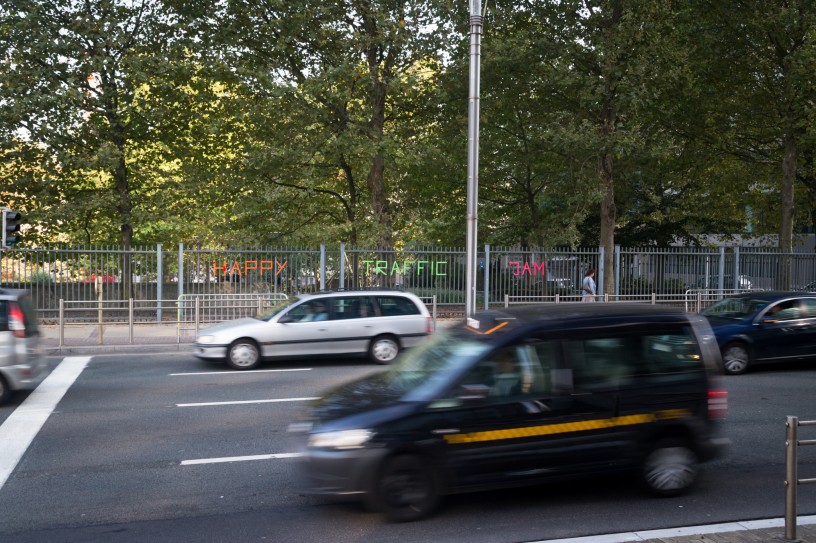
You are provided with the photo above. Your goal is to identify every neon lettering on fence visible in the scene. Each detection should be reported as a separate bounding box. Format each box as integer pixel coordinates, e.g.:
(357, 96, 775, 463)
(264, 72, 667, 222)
(508, 261, 546, 276)
(212, 260, 288, 277)
(361, 260, 448, 276)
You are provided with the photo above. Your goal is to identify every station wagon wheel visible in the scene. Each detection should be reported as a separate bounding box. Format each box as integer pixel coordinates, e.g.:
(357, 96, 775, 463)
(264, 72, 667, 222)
(370, 454, 439, 522)
(640, 439, 699, 497)
(722, 344, 750, 375)
(227, 339, 261, 370)
(369, 335, 400, 364)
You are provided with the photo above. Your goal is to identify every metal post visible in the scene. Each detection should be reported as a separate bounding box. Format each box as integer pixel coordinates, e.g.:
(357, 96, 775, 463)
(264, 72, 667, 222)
(734, 246, 741, 291)
(156, 243, 163, 322)
(339, 242, 345, 290)
(432, 295, 437, 332)
(613, 245, 619, 299)
(718, 247, 726, 293)
(464, 0, 483, 319)
(59, 298, 65, 348)
(128, 298, 134, 344)
(483, 244, 490, 310)
(320, 244, 326, 291)
(96, 276, 103, 345)
(177, 243, 184, 328)
(786, 415, 798, 540)
(194, 296, 201, 338)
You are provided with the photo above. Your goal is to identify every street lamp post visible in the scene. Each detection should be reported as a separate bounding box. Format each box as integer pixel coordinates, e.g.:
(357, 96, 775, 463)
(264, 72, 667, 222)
(465, 0, 482, 319)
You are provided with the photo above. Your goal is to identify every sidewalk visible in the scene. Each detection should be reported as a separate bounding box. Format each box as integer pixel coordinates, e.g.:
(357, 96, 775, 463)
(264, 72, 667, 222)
(37, 324, 816, 543)
(536, 516, 816, 542)
(38, 323, 194, 354)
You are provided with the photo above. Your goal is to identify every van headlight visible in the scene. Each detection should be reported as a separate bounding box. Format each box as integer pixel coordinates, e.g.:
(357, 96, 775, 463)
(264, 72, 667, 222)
(308, 429, 373, 450)
(196, 335, 215, 344)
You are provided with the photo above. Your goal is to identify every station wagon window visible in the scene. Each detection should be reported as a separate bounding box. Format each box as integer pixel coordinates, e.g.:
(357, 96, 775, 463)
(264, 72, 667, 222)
(286, 299, 330, 322)
(376, 296, 421, 316)
(331, 297, 374, 320)
(565, 327, 704, 390)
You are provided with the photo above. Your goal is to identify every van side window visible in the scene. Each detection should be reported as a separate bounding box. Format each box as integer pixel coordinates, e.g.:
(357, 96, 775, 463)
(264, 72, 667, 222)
(641, 330, 705, 380)
(566, 328, 704, 390)
(376, 296, 421, 317)
(460, 344, 555, 399)
(566, 337, 637, 390)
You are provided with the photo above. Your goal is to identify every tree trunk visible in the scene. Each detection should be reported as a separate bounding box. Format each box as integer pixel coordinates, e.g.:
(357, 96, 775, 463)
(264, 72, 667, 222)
(598, 98, 616, 298)
(113, 136, 134, 299)
(778, 131, 797, 289)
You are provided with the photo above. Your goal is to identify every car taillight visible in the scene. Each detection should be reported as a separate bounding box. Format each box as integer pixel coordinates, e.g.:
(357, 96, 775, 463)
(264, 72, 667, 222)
(9, 303, 26, 339)
(426, 317, 433, 334)
(708, 390, 728, 420)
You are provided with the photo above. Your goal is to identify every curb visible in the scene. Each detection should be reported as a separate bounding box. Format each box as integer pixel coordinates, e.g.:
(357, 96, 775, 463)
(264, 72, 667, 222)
(44, 343, 194, 356)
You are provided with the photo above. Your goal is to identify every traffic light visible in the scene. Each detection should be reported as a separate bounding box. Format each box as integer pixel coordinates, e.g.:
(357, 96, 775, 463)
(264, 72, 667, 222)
(2, 209, 21, 247)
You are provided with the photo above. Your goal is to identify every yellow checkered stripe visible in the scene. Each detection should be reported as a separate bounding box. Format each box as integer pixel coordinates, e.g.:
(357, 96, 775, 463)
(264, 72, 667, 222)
(443, 409, 689, 445)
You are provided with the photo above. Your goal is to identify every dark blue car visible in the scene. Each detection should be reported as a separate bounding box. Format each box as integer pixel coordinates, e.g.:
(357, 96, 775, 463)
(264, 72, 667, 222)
(701, 292, 816, 375)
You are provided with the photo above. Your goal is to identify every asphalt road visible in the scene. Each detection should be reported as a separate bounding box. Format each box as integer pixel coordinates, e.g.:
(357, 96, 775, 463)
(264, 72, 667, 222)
(1, 353, 815, 543)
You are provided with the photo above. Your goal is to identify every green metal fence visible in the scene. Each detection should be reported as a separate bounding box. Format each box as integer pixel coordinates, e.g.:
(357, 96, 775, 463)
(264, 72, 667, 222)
(2, 243, 815, 322)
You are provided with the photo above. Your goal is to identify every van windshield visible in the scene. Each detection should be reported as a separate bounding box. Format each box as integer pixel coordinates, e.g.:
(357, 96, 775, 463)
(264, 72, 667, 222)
(381, 331, 490, 401)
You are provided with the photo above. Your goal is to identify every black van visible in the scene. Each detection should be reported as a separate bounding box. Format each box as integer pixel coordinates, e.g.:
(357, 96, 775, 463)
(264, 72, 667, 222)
(293, 304, 729, 522)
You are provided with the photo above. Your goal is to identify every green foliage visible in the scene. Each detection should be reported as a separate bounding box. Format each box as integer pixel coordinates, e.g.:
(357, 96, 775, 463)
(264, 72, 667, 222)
(0, 0, 814, 252)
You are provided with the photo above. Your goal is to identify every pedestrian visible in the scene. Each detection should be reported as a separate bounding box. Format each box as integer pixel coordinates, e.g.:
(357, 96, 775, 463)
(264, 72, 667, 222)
(581, 268, 596, 302)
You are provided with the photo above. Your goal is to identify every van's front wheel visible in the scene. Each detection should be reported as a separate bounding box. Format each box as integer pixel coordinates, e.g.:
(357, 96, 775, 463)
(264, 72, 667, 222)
(368, 455, 439, 522)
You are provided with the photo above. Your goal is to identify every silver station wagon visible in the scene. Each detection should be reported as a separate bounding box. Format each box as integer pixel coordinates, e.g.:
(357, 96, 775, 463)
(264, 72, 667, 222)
(193, 290, 432, 370)
(0, 288, 48, 404)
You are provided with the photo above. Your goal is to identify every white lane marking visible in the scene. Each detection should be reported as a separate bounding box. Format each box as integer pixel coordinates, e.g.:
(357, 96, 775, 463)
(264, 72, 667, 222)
(169, 368, 312, 376)
(0, 356, 90, 490)
(529, 515, 816, 543)
(177, 397, 319, 407)
(181, 452, 303, 465)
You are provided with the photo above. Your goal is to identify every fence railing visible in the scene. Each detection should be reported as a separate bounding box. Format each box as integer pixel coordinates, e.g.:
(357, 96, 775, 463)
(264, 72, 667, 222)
(503, 289, 749, 311)
(5, 243, 816, 323)
(50, 288, 761, 348)
(51, 293, 440, 347)
(785, 416, 816, 541)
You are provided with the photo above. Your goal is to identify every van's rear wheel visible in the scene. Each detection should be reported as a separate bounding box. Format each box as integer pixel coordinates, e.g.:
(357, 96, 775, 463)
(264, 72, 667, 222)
(640, 439, 699, 497)
(368, 455, 439, 522)
(369, 335, 400, 364)
(227, 339, 261, 370)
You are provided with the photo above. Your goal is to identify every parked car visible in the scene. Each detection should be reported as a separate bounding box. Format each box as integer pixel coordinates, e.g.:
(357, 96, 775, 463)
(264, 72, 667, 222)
(694, 274, 753, 290)
(193, 290, 432, 370)
(291, 304, 728, 522)
(0, 288, 48, 404)
(701, 291, 816, 375)
(795, 280, 816, 292)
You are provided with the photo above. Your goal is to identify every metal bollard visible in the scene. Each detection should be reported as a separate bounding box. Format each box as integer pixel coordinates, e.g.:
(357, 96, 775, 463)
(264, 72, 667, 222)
(785, 416, 816, 541)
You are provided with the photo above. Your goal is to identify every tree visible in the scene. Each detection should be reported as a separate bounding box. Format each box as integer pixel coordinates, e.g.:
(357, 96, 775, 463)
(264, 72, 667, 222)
(0, 0, 205, 247)
(182, 0, 456, 248)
